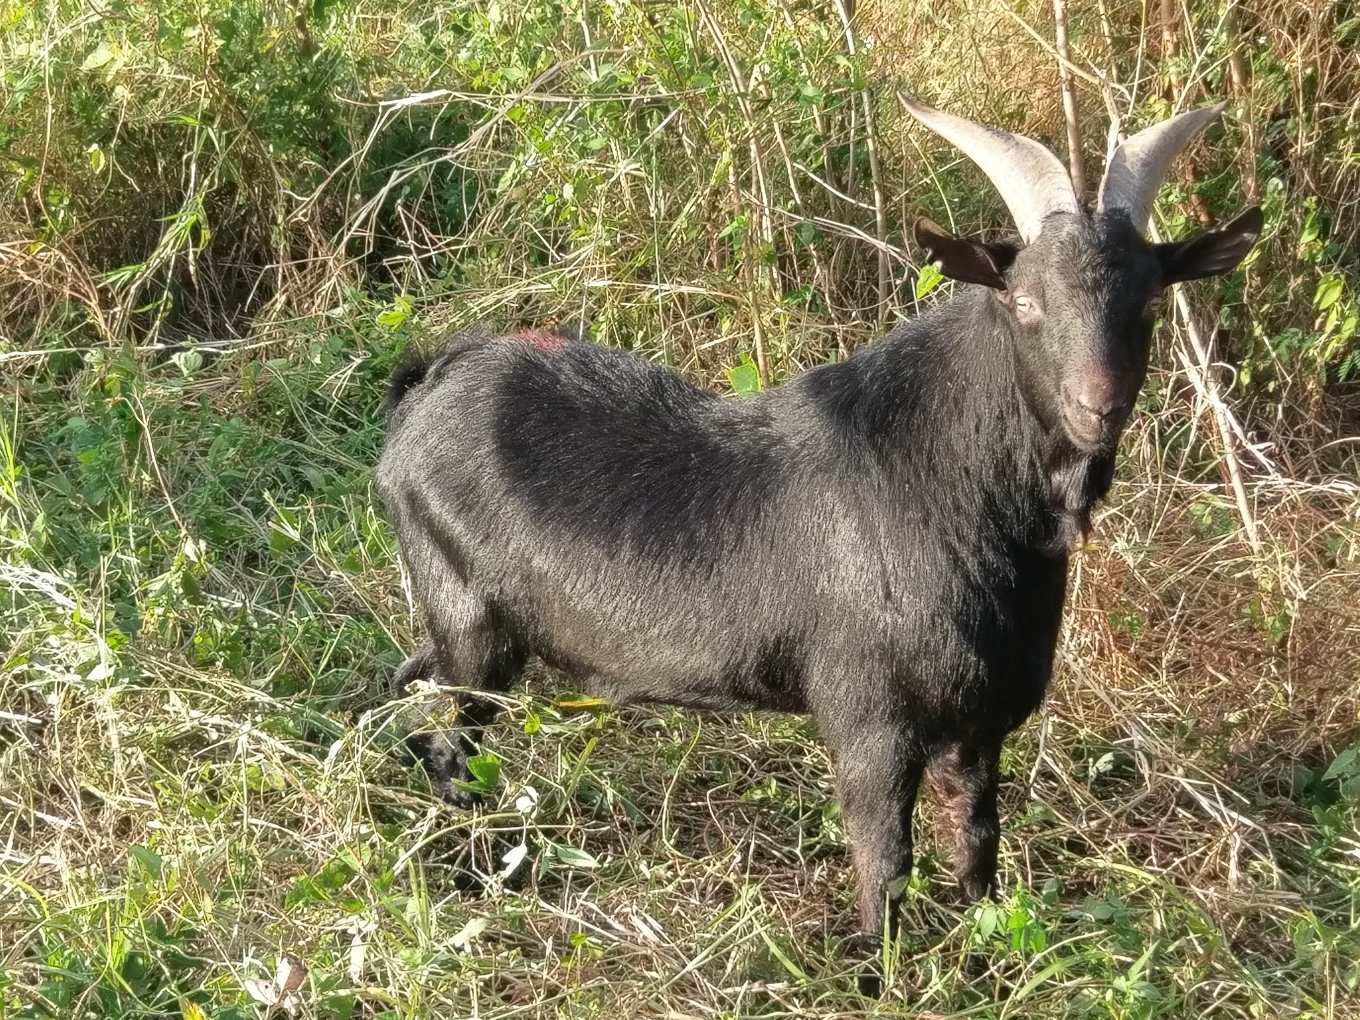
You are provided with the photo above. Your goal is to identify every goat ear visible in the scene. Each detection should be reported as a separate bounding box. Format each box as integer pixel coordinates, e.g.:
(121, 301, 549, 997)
(1155, 206, 1263, 283)
(913, 217, 1013, 290)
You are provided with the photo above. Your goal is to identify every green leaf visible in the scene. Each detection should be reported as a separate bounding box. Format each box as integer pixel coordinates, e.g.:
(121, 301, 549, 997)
(81, 41, 114, 71)
(376, 295, 412, 329)
(1322, 746, 1358, 782)
(915, 262, 945, 299)
(1126, 939, 1159, 982)
(129, 845, 164, 879)
(717, 213, 749, 243)
(244, 762, 285, 792)
(1083, 896, 1116, 920)
(798, 82, 825, 106)
(1299, 206, 1322, 245)
(727, 355, 761, 397)
(1315, 273, 1344, 312)
(554, 845, 598, 869)
(285, 854, 356, 907)
(465, 752, 500, 792)
(554, 695, 610, 712)
(975, 904, 999, 939)
(172, 349, 203, 377)
(757, 928, 809, 981)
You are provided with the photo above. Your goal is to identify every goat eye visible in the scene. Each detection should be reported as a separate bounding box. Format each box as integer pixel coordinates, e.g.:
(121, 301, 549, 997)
(1011, 293, 1042, 320)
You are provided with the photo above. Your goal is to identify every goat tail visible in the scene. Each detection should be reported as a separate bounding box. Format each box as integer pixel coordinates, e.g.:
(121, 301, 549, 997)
(385, 348, 435, 421)
(385, 327, 499, 425)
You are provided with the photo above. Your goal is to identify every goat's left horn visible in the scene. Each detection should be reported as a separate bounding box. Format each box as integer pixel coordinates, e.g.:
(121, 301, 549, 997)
(1097, 103, 1227, 234)
(901, 97, 1078, 244)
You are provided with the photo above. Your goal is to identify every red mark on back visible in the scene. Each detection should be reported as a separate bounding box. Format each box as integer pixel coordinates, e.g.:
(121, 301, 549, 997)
(511, 328, 565, 352)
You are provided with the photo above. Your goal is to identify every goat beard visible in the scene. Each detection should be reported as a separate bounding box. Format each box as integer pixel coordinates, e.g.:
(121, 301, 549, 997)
(1044, 446, 1117, 555)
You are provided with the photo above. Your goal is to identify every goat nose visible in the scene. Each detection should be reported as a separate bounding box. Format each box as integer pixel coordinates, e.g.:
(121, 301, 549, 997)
(1073, 379, 1124, 419)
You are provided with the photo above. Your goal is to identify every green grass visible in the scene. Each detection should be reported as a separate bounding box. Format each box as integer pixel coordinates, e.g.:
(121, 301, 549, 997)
(3, 0, 1360, 1016)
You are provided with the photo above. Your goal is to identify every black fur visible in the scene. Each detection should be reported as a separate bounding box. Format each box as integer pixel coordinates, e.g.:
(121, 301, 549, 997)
(375, 206, 1259, 983)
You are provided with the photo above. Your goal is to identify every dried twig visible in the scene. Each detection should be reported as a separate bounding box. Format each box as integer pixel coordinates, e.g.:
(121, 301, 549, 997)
(1052, 0, 1087, 194)
(1154, 250, 1264, 552)
(834, 0, 890, 323)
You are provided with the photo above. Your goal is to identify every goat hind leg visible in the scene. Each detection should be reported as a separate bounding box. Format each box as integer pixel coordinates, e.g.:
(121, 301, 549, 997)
(929, 735, 1002, 901)
(388, 640, 471, 806)
(392, 641, 437, 691)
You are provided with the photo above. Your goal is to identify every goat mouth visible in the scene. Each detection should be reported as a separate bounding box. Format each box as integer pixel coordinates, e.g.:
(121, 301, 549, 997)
(1059, 402, 1119, 453)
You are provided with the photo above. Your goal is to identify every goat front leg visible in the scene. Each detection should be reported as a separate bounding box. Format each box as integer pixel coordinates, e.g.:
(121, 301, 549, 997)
(390, 628, 522, 809)
(831, 728, 924, 994)
(929, 735, 1002, 900)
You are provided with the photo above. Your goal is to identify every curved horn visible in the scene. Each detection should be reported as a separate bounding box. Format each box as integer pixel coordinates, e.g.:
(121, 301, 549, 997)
(902, 96, 1078, 243)
(1097, 103, 1226, 233)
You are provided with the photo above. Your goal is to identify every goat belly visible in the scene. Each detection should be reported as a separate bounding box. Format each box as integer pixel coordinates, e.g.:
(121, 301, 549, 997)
(498, 546, 816, 713)
(569, 634, 812, 714)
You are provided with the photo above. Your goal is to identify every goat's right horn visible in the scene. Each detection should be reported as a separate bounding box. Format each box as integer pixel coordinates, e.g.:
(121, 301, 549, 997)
(902, 97, 1079, 244)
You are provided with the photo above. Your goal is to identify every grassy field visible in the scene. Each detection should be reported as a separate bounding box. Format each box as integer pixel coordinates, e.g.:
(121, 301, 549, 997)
(3, 0, 1359, 1016)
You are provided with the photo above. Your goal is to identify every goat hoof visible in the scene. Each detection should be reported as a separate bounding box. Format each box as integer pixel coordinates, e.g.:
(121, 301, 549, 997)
(845, 933, 886, 998)
(439, 782, 484, 810)
(958, 874, 996, 903)
(856, 967, 883, 999)
(403, 730, 482, 808)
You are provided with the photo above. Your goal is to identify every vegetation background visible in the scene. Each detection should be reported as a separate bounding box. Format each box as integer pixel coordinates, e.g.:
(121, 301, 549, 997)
(2, 0, 1358, 1015)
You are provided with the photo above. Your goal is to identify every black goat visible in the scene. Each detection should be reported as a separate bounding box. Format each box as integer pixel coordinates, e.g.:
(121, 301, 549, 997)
(376, 101, 1261, 979)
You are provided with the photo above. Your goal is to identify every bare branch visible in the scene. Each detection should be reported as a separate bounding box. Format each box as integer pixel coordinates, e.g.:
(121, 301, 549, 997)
(1052, 0, 1087, 195)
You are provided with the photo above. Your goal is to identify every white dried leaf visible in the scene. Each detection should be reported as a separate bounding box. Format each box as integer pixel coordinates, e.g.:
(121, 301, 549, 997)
(275, 954, 306, 996)
(243, 979, 277, 1007)
(451, 916, 489, 951)
(347, 923, 373, 984)
(513, 785, 539, 815)
(245, 954, 307, 1015)
(500, 842, 528, 879)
